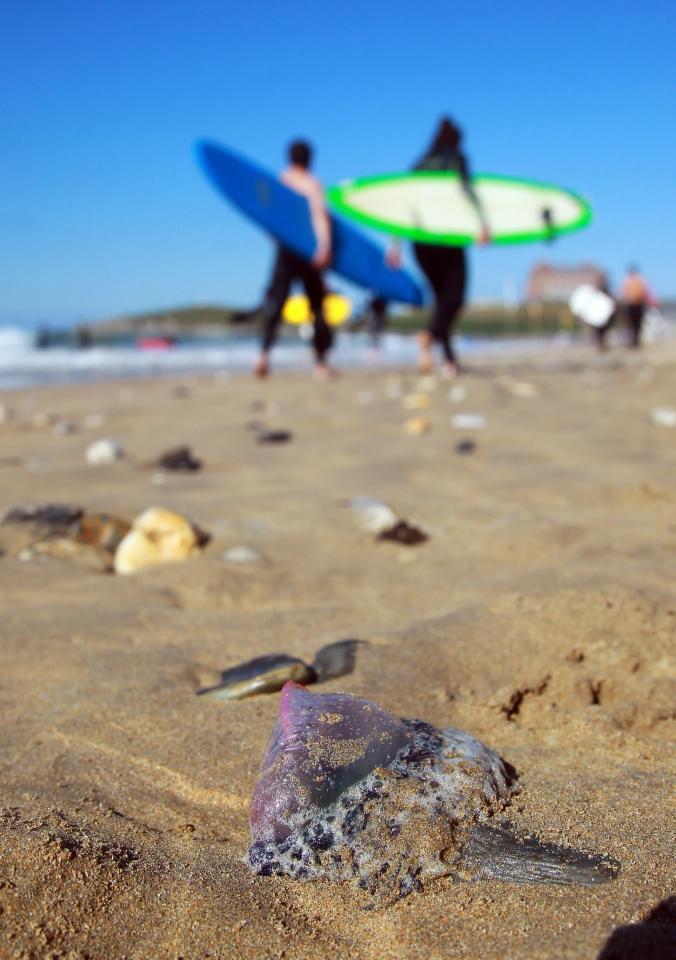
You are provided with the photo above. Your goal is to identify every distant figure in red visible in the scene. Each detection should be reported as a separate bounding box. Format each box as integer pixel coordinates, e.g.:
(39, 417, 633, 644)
(254, 140, 334, 379)
(389, 117, 490, 377)
(619, 265, 659, 349)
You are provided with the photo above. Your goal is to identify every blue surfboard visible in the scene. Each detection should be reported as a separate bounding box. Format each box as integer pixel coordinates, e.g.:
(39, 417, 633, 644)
(197, 141, 424, 306)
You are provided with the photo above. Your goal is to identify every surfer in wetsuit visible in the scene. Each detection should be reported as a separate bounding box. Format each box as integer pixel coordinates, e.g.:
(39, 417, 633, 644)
(254, 140, 334, 379)
(389, 118, 489, 377)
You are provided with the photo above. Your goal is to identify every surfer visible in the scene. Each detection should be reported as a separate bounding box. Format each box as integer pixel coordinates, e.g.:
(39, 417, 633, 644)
(254, 140, 334, 379)
(618, 265, 658, 349)
(388, 117, 489, 377)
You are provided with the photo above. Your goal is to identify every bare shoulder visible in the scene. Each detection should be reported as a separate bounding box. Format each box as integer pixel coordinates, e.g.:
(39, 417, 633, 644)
(280, 167, 324, 200)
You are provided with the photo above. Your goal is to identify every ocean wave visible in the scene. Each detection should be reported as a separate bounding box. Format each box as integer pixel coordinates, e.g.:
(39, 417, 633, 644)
(0, 328, 581, 390)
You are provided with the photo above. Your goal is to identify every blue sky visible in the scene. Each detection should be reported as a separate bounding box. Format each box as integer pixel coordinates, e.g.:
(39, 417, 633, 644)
(2, 0, 674, 327)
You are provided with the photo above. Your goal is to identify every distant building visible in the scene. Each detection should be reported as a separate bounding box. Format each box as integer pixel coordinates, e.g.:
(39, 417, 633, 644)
(526, 262, 606, 302)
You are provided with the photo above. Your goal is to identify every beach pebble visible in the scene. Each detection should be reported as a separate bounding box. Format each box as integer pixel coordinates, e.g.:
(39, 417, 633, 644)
(356, 390, 374, 406)
(86, 438, 124, 465)
(348, 496, 398, 535)
(402, 393, 430, 411)
(451, 413, 486, 431)
(114, 507, 209, 575)
(501, 379, 539, 399)
(456, 438, 477, 455)
(257, 430, 292, 444)
(31, 411, 56, 429)
(0, 404, 13, 424)
(83, 412, 105, 430)
(156, 446, 202, 472)
(377, 520, 428, 546)
(223, 545, 263, 565)
(404, 416, 430, 436)
(384, 381, 404, 400)
(651, 407, 676, 428)
(448, 385, 467, 403)
(415, 375, 438, 394)
(53, 419, 78, 436)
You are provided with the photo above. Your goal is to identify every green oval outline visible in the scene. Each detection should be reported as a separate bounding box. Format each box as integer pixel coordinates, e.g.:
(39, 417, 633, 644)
(327, 171, 593, 246)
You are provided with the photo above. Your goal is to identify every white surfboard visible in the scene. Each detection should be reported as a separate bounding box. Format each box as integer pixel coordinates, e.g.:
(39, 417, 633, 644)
(569, 285, 616, 328)
(328, 172, 592, 246)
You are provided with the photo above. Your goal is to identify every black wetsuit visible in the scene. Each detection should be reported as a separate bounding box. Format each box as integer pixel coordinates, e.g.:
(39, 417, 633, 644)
(259, 246, 333, 362)
(412, 148, 481, 365)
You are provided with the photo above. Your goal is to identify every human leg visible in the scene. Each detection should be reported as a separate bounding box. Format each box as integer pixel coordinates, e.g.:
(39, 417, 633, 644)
(412, 244, 445, 372)
(433, 250, 466, 369)
(255, 247, 295, 375)
(301, 264, 334, 369)
(627, 304, 644, 348)
(414, 245, 465, 372)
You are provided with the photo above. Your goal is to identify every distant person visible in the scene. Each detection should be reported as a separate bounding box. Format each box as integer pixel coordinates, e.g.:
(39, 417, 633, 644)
(253, 140, 334, 379)
(619, 264, 659, 349)
(366, 295, 388, 350)
(591, 274, 618, 352)
(76, 324, 92, 349)
(388, 117, 490, 377)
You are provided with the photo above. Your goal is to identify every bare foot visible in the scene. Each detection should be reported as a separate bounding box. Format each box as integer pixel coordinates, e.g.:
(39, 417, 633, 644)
(254, 355, 269, 378)
(417, 331, 433, 374)
(314, 363, 337, 381)
(441, 362, 459, 379)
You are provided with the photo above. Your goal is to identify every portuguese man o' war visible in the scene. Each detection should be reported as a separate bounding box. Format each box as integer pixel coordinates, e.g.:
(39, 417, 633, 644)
(247, 683, 618, 905)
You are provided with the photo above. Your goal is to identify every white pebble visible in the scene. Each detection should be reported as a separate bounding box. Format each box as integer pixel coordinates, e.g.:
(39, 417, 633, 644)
(448, 385, 467, 403)
(85, 437, 124, 465)
(348, 496, 398, 534)
(451, 413, 486, 431)
(223, 545, 263, 564)
(651, 407, 676, 428)
(83, 412, 105, 429)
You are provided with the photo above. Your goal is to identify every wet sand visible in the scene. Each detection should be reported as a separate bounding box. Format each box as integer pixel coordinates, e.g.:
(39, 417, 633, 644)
(1, 344, 675, 959)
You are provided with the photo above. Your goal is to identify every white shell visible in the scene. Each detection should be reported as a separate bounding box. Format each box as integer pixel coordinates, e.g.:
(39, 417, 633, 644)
(348, 496, 398, 534)
(86, 437, 124, 465)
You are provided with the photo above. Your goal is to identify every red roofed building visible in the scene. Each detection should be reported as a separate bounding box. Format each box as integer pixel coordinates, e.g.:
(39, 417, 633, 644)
(526, 262, 606, 301)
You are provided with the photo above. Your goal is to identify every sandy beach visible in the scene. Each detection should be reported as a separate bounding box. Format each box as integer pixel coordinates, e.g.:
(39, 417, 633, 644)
(1, 344, 674, 959)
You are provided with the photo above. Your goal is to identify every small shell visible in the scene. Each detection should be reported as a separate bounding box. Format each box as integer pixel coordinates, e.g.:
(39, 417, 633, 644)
(198, 655, 316, 700)
(651, 406, 676, 428)
(402, 393, 430, 411)
(451, 413, 486, 431)
(404, 416, 430, 436)
(222, 545, 263, 565)
(348, 496, 398, 535)
(114, 507, 208, 574)
(86, 438, 124, 465)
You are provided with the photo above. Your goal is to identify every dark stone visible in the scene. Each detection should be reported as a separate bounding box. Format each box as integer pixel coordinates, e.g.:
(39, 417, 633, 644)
(377, 521, 429, 546)
(256, 430, 293, 444)
(156, 446, 202, 472)
(455, 438, 476, 455)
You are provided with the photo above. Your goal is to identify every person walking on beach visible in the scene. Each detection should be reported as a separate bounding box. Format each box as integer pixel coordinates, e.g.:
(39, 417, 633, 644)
(618, 264, 658, 349)
(254, 140, 334, 379)
(388, 117, 490, 377)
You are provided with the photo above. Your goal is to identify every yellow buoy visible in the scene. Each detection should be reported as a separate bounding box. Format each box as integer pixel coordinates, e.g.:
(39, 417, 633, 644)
(282, 293, 352, 327)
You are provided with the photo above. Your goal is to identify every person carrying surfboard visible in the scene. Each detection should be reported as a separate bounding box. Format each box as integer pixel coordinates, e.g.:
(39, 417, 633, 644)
(254, 140, 334, 379)
(388, 117, 489, 377)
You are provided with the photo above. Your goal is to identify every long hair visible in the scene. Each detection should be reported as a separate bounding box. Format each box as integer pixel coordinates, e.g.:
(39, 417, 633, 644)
(427, 117, 462, 153)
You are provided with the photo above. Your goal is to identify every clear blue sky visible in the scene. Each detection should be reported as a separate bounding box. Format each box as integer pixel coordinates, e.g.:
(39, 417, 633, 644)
(2, 0, 674, 327)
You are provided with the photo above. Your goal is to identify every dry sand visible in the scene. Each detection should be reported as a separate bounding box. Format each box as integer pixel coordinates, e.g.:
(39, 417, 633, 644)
(0, 344, 674, 959)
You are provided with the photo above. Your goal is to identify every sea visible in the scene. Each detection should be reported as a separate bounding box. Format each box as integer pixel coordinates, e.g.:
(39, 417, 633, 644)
(1, 309, 674, 391)
(0, 326, 588, 391)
